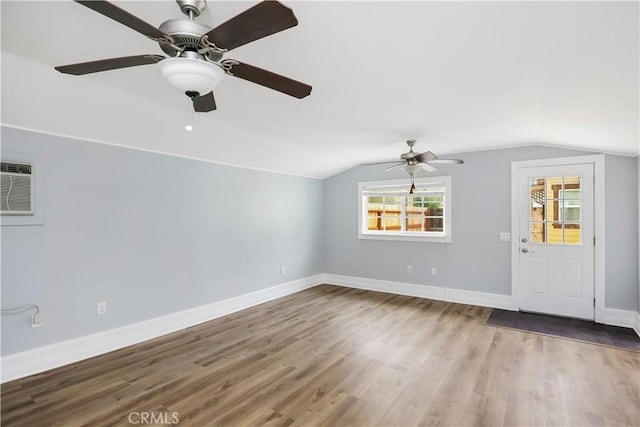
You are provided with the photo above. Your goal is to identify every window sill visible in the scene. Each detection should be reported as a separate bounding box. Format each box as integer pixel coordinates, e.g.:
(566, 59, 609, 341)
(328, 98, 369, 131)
(359, 232, 451, 243)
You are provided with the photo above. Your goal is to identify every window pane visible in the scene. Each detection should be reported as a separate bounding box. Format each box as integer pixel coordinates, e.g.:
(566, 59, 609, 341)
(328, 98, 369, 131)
(382, 215, 401, 231)
(564, 223, 581, 245)
(406, 216, 423, 232)
(546, 199, 560, 221)
(367, 201, 383, 231)
(546, 222, 564, 244)
(530, 200, 544, 221)
(530, 221, 545, 243)
(530, 178, 545, 192)
(423, 197, 443, 211)
(562, 187, 581, 199)
(367, 217, 381, 231)
(563, 176, 580, 190)
(383, 201, 401, 213)
(384, 196, 401, 205)
(406, 197, 423, 208)
(425, 217, 443, 232)
(562, 207, 580, 221)
(546, 177, 562, 197)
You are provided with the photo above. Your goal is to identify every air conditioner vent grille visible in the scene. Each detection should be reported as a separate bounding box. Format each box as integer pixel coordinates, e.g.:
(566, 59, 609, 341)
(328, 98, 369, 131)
(1, 162, 31, 174)
(1, 162, 34, 215)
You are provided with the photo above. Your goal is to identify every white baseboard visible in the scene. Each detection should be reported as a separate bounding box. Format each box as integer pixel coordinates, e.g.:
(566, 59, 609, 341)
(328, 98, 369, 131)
(0, 275, 322, 384)
(321, 274, 516, 311)
(635, 312, 640, 338)
(600, 307, 640, 331)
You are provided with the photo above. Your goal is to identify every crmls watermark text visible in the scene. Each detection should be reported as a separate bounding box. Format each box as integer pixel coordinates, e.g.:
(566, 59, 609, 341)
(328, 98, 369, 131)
(128, 411, 179, 425)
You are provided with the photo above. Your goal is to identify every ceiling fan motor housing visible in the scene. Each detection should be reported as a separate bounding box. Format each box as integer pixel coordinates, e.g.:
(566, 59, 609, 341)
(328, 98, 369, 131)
(158, 19, 221, 60)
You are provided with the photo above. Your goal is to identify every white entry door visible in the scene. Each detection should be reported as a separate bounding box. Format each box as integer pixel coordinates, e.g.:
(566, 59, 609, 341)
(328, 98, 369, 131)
(517, 163, 594, 320)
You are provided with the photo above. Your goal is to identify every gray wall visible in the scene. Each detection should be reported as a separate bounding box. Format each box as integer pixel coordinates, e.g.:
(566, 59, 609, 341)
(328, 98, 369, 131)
(324, 146, 639, 311)
(604, 155, 639, 310)
(1, 127, 325, 356)
(2, 127, 637, 358)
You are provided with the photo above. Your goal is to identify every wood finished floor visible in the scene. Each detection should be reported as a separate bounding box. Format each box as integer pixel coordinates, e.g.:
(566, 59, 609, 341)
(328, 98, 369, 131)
(1, 284, 639, 427)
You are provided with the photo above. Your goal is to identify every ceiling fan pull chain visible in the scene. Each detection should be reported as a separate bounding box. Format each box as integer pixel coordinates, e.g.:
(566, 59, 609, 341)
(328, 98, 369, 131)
(409, 176, 415, 194)
(185, 97, 194, 131)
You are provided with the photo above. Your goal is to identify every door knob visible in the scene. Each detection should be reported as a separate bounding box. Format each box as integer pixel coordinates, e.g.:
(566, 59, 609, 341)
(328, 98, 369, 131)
(521, 237, 528, 243)
(521, 248, 529, 253)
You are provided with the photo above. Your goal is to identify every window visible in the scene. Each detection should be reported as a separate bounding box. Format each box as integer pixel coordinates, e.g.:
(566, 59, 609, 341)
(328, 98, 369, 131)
(358, 177, 452, 242)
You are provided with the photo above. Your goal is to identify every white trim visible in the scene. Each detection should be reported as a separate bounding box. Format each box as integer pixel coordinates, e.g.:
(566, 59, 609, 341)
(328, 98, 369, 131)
(322, 274, 516, 310)
(510, 155, 605, 321)
(0, 275, 322, 383)
(634, 312, 640, 338)
(599, 307, 639, 330)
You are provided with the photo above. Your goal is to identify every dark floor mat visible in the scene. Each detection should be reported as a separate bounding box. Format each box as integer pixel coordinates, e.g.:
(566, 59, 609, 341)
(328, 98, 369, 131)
(486, 309, 640, 352)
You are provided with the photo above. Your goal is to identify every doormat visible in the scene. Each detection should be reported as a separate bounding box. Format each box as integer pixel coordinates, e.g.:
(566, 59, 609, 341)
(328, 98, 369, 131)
(486, 309, 640, 352)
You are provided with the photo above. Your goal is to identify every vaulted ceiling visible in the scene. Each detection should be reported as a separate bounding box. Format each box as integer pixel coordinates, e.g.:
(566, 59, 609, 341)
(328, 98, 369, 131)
(2, 1, 638, 178)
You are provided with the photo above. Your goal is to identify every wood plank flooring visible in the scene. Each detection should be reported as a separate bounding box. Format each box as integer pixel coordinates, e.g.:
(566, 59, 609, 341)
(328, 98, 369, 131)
(2, 284, 639, 426)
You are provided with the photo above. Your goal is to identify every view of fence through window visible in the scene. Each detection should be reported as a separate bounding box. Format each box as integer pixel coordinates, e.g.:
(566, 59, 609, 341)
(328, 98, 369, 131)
(367, 195, 444, 232)
(359, 177, 451, 242)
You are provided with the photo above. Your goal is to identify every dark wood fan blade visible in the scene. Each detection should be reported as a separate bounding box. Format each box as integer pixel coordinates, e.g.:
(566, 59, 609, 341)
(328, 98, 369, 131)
(224, 61, 311, 98)
(55, 55, 165, 75)
(413, 151, 437, 163)
(193, 91, 217, 112)
(205, 1, 298, 51)
(75, 0, 167, 40)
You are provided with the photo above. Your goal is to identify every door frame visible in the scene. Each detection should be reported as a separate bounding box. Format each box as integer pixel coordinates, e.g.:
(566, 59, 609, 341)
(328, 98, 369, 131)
(511, 154, 605, 323)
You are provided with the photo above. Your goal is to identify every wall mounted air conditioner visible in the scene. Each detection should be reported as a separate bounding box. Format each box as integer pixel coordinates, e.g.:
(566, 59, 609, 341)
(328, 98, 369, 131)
(1, 162, 34, 215)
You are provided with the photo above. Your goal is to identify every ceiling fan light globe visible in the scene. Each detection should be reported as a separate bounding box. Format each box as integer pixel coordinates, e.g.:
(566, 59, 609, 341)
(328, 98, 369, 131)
(158, 57, 225, 95)
(402, 164, 421, 176)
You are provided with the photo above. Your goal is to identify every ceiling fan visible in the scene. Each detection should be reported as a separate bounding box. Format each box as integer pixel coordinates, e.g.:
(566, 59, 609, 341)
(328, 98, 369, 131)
(371, 139, 464, 193)
(55, 0, 312, 113)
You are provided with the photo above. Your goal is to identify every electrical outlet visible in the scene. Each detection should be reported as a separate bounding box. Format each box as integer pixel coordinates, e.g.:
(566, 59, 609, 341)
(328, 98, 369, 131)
(31, 311, 43, 328)
(281, 266, 286, 275)
(500, 232, 511, 242)
(97, 301, 107, 315)
(431, 268, 437, 276)
(407, 265, 413, 273)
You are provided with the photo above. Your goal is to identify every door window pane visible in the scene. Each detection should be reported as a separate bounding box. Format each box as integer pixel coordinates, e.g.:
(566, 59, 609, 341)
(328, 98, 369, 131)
(546, 222, 564, 244)
(564, 223, 581, 245)
(530, 222, 545, 243)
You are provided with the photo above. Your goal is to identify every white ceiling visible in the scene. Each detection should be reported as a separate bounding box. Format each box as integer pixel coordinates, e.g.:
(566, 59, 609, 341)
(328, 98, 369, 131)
(2, 1, 638, 178)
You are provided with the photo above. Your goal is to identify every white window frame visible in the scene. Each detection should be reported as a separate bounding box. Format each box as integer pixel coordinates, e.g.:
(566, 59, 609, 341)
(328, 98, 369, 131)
(358, 176, 452, 243)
